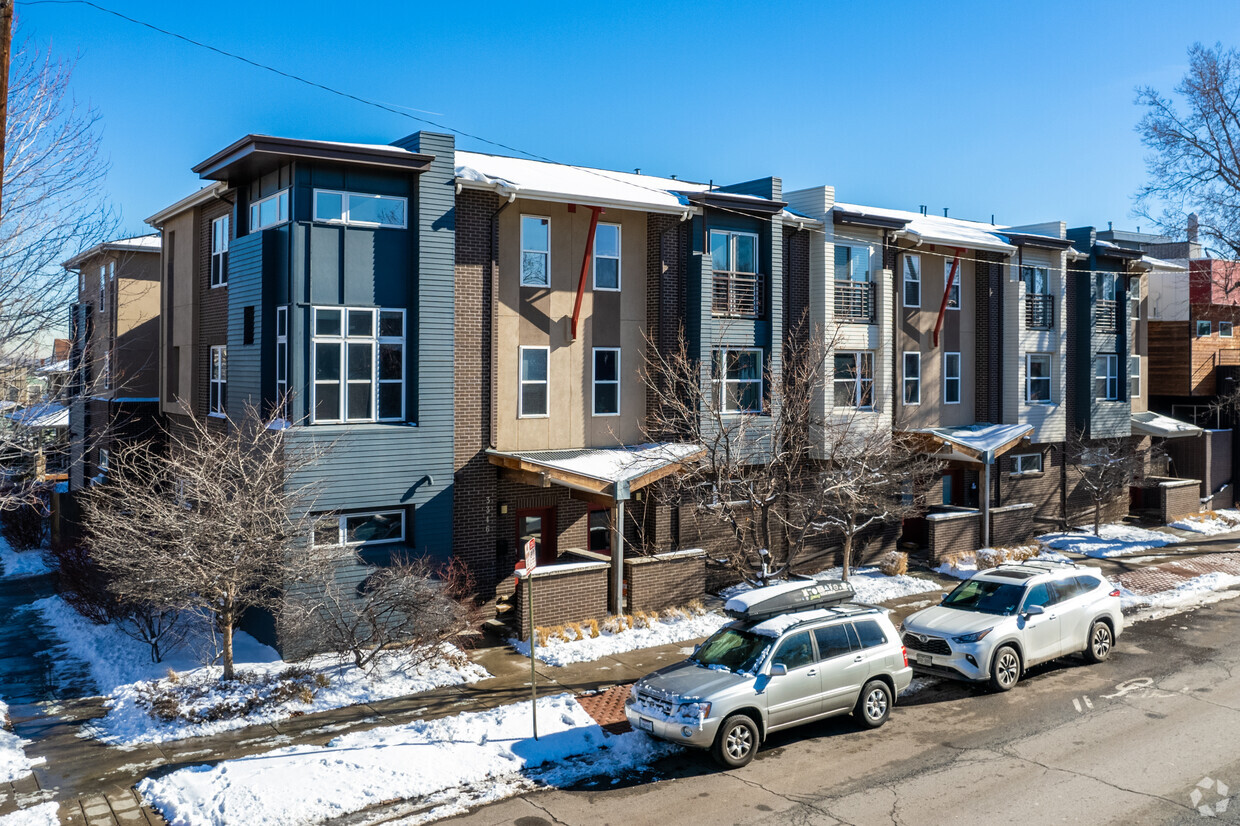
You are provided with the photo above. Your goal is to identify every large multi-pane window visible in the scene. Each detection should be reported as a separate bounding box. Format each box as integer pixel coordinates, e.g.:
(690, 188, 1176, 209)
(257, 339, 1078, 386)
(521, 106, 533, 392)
(592, 348, 619, 416)
(519, 346, 549, 417)
(712, 348, 764, 414)
(833, 351, 874, 408)
(834, 245, 871, 282)
(521, 216, 550, 287)
(1026, 354, 1052, 403)
(249, 190, 289, 231)
(209, 345, 227, 415)
(314, 509, 405, 547)
(902, 352, 921, 405)
(275, 306, 288, 406)
(903, 255, 921, 308)
(593, 223, 621, 290)
(1095, 354, 1119, 400)
(944, 352, 961, 404)
(312, 190, 407, 228)
(311, 307, 404, 423)
(211, 215, 230, 287)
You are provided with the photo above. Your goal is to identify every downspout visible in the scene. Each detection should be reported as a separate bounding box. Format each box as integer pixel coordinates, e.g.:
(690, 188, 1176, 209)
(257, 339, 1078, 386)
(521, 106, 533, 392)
(981, 454, 991, 549)
(570, 205, 604, 341)
(933, 248, 964, 347)
(612, 481, 629, 615)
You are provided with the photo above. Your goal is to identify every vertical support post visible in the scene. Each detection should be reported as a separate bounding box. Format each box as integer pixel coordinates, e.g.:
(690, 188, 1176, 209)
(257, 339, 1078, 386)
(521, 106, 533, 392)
(611, 499, 625, 615)
(527, 572, 537, 740)
(981, 461, 991, 549)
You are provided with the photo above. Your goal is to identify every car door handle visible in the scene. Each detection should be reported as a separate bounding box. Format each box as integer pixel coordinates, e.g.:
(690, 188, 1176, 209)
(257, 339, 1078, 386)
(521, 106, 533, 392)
(853, 655, 864, 662)
(806, 669, 818, 677)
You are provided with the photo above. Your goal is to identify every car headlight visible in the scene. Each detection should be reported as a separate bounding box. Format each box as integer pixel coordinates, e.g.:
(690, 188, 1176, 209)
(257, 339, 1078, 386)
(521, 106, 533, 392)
(952, 628, 993, 644)
(678, 701, 711, 721)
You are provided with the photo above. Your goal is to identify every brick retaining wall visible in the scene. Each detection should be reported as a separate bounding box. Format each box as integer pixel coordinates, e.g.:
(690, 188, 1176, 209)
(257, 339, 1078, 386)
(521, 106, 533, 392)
(990, 503, 1036, 546)
(1158, 478, 1202, 524)
(625, 549, 706, 612)
(927, 510, 980, 565)
(514, 561, 609, 641)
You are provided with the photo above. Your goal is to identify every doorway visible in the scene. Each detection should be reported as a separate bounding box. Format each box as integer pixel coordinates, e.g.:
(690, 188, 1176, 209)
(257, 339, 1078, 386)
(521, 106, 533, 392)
(515, 507, 558, 566)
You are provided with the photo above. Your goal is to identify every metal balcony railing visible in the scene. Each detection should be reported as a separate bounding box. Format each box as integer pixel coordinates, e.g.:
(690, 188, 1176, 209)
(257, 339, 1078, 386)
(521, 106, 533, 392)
(834, 281, 875, 323)
(1025, 293, 1054, 329)
(1096, 299, 1119, 332)
(712, 271, 766, 318)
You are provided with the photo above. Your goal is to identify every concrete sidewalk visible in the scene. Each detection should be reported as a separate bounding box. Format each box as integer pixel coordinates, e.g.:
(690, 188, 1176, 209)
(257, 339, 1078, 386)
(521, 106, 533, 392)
(6, 531, 1240, 826)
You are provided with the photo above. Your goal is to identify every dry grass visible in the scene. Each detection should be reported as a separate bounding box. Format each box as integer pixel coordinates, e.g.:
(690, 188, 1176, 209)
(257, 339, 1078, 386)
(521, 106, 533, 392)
(878, 551, 908, 576)
(976, 544, 1043, 569)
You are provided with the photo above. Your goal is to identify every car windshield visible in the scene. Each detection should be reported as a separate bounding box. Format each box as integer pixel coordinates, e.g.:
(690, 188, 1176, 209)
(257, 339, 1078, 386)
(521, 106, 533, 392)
(941, 579, 1025, 616)
(691, 627, 770, 674)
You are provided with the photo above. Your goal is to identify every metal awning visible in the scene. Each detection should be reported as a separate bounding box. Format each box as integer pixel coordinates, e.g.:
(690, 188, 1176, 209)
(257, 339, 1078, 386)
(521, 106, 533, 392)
(1130, 412, 1202, 439)
(912, 422, 1034, 464)
(487, 442, 703, 503)
(7, 402, 69, 429)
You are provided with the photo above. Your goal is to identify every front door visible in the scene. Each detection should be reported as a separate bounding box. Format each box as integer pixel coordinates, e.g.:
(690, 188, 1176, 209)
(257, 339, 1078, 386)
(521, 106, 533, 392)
(943, 468, 966, 506)
(516, 507, 557, 566)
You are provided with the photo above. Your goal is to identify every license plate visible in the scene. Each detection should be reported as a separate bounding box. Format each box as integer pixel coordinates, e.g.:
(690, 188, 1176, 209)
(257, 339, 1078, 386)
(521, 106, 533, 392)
(638, 717, 654, 732)
(915, 653, 932, 666)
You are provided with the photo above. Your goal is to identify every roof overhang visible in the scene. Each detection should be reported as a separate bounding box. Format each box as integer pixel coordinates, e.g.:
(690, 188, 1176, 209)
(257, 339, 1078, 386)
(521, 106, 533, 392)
(487, 443, 703, 503)
(1095, 243, 1145, 261)
(8, 403, 69, 428)
(1130, 412, 1203, 439)
(909, 422, 1034, 464)
(62, 236, 161, 270)
(833, 208, 910, 231)
(145, 182, 229, 228)
(681, 191, 787, 216)
(455, 178, 698, 217)
(1005, 232, 1075, 251)
(193, 135, 435, 182)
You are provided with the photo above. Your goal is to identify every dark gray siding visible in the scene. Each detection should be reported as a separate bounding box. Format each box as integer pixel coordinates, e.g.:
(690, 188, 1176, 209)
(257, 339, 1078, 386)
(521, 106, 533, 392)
(226, 232, 264, 416)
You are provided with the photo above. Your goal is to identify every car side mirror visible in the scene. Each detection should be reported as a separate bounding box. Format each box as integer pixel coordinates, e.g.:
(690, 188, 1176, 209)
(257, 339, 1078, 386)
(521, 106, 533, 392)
(769, 663, 788, 677)
(940, 592, 949, 603)
(692, 643, 702, 656)
(1024, 604, 1045, 617)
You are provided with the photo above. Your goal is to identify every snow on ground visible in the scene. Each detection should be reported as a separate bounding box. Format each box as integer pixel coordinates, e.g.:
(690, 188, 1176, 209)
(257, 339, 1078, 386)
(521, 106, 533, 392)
(0, 537, 51, 579)
(512, 611, 727, 667)
(720, 566, 941, 605)
(0, 699, 43, 784)
(933, 548, 1072, 580)
(1040, 524, 1178, 558)
(1122, 571, 1240, 621)
(138, 693, 677, 826)
(1170, 509, 1240, 536)
(35, 595, 490, 746)
(0, 802, 59, 826)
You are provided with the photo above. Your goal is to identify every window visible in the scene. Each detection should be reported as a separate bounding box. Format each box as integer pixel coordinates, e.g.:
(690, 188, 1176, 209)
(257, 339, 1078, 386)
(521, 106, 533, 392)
(833, 351, 874, 408)
(1130, 356, 1141, 400)
(903, 351, 920, 405)
(945, 260, 960, 308)
(520, 216, 550, 287)
(903, 255, 921, 308)
(99, 265, 106, 312)
(1095, 354, 1119, 400)
(275, 306, 288, 405)
(1021, 582, 1059, 612)
(834, 245, 871, 282)
(711, 230, 759, 277)
(1097, 273, 1118, 302)
(813, 624, 853, 660)
(944, 352, 961, 404)
(519, 346, 549, 417)
(1021, 266, 1050, 295)
(592, 348, 620, 416)
(1012, 453, 1042, 474)
(772, 631, 813, 670)
(1026, 354, 1052, 404)
(1198, 320, 1212, 337)
(242, 305, 255, 345)
(211, 215, 229, 287)
(312, 189, 407, 228)
(98, 448, 109, 473)
(1129, 276, 1141, 303)
(311, 307, 405, 423)
(314, 509, 405, 547)
(588, 509, 611, 555)
(710, 230, 762, 317)
(210, 345, 227, 415)
(249, 190, 289, 231)
(102, 350, 111, 391)
(851, 620, 889, 649)
(1222, 322, 1234, 338)
(712, 348, 764, 414)
(593, 223, 621, 290)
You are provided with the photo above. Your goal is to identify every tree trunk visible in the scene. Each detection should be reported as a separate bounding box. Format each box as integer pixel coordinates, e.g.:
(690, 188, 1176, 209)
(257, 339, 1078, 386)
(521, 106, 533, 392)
(842, 532, 853, 581)
(1094, 501, 1102, 537)
(221, 605, 235, 681)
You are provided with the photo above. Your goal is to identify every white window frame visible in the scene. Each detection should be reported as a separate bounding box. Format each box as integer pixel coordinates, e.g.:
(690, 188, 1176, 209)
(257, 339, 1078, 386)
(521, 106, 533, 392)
(592, 222, 621, 291)
(1012, 453, 1042, 475)
(275, 306, 288, 405)
(903, 351, 921, 405)
(98, 448, 109, 473)
(518, 345, 550, 418)
(98, 265, 106, 313)
(311, 189, 408, 229)
(211, 215, 229, 287)
(209, 345, 226, 416)
(903, 255, 921, 308)
(1022, 266, 1051, 295)
(833, 351, 874, 409)
(1097, 273, 1118, 302)
(310, 306, 405, 424)
(249, 189, 289, 231)
(834, 245, 872, 282)
(520, 215, 551, 287)
(945, 260, 961, 309)
(1095, 353, 1119, 401)
(1130, 355, 1142, 400)
(102, 349, 111, 391)
(1026, 353, 1052, 404)
(591, 347, 620, 416)
(315, 509, 406, 547)
(944, 352, 961, 404)
(713, 347, 765, 415)
(1222, 321, 1234, 338)
(1198, 320, 1212, 337)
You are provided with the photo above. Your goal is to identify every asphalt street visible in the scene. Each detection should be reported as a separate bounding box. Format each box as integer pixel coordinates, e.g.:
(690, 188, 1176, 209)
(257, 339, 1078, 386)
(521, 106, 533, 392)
(442, 597, 1240, 826)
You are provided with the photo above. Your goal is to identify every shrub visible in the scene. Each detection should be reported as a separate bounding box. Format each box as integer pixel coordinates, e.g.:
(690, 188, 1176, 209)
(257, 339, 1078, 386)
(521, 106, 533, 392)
(135, 667, 325, 725)
(586, 618, 600, 638)
(878, 551, 908, 576)
(0, 501, 45, 550)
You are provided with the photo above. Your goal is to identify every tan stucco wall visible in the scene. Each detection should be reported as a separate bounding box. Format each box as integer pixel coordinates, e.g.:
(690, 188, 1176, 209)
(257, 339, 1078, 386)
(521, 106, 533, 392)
(159, 210, 198, 415)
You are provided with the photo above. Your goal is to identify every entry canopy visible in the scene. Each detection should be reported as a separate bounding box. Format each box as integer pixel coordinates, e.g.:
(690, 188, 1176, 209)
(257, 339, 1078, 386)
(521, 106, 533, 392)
(913, 422, 1034, 464)
(487, 442, 703, 503)
(7, 402, 69, 429)
(1130, 411, 1203, 439)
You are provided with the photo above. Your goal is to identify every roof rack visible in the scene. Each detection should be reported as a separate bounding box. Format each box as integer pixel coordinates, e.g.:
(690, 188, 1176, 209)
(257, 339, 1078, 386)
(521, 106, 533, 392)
(723, 578, 856, 622)
(1002, 558, 1079, 572)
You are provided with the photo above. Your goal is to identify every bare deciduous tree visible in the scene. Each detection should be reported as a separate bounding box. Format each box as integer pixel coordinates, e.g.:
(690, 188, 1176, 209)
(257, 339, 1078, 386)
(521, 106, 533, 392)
(84, 405, 327, 681)
(1068, 430, 1160, 536)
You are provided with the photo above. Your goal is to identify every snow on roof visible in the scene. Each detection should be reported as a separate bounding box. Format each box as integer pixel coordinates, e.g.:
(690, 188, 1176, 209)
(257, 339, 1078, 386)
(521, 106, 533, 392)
(35, 359, 71, 374)
(501, 443, 702, 488)
(0, 400, 18, 411)
(1130, 411, 1202, 439)
(456, 151, 712, 214)
(8, 402, 69, 428)
(835, 202, 1015, 253)
(918, 422, 1033, 461)
(63, 234, 161, 269)
(1141, 254, 1188, 272)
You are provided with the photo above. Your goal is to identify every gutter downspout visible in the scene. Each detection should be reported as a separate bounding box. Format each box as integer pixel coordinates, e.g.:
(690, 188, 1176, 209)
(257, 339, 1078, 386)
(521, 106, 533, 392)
(570, 205, 604, 341)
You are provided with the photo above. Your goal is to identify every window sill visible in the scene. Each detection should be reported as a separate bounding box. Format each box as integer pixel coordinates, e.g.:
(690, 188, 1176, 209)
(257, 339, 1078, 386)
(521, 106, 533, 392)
(210, 283, 228, 289)
(207, 411, 227, 419)
(592, 412, 621, 418)
(520, 283, 550, 290)
(518, 414, 550, 419)
(1009, 471, 1044, 479)
(593, 285, 621, 293)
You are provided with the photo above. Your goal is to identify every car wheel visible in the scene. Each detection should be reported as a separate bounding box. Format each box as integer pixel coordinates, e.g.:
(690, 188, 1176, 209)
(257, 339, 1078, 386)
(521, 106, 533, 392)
(989, 645, 1021, 692)
(712, 713, 760, 768)
(853, 680, 892, 729)
(1084, 620, 1113, 664)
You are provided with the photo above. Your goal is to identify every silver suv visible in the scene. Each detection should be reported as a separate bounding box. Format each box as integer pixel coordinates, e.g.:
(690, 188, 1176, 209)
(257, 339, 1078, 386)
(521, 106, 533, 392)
(901, 560, 1123, 691)
(624, 580, 913, 767)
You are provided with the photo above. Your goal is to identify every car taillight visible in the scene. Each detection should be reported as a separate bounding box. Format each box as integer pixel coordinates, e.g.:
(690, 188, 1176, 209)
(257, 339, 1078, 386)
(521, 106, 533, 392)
(1110, 589, 1121, 597)
(901, 645, 908, 668)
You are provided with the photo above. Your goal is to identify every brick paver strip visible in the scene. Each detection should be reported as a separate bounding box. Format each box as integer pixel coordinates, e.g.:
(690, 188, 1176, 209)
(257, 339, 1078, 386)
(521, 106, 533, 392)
(576, 684, 633, 734)
(1167, 554, 1240, 577)
(1117, 568, 1191, 595)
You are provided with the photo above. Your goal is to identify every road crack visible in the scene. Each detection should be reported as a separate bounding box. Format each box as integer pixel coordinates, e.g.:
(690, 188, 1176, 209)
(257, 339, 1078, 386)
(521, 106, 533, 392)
(996, 745, 1194, 814)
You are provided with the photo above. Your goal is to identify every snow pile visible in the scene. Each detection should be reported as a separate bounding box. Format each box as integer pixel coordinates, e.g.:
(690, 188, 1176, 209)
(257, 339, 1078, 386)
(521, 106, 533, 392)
(1040, 524, 1177, 558)
(0, 802, 59, 826)
(721, 567, 941, 606)
(0, 699, 43, 784)
(1122, 571, 1240, 620)
(138, 693, 677, 826)
(0, 537, 51, 579)
(1170, 510, 1240, 536)
(512, 610, 727, 667)
(35, 596, 489, 746)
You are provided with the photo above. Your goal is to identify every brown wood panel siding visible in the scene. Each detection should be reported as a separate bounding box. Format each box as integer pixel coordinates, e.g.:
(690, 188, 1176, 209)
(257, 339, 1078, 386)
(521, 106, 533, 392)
(1148, 321, 1191, 396)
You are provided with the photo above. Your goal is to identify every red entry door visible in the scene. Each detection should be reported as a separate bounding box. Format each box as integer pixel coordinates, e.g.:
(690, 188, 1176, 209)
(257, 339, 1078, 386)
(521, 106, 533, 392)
(516, 507, 558, 566)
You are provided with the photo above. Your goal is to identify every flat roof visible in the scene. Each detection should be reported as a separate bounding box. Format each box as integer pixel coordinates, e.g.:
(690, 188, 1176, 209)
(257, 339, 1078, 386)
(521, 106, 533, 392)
(194, 135, 435, 181)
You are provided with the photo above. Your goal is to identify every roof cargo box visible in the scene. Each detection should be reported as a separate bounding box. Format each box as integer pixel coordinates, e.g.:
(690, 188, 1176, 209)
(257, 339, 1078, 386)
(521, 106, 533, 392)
(724, 578, 855, 621)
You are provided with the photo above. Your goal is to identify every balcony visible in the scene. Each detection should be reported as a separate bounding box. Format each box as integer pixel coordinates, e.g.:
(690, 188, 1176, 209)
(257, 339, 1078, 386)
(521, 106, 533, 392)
(712, 271, 765, 319)
(834, 281, 875, 323)
(1096, 299, 1119, 332)
(1025, 293, 1055, 329)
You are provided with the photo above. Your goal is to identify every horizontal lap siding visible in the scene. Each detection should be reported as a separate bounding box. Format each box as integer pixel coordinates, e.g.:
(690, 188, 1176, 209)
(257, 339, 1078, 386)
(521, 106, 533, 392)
(226, 233, 264, 417)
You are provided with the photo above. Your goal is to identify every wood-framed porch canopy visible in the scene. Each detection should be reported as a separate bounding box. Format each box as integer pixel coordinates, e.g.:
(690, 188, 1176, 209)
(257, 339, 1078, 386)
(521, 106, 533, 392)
(486, 442, 703, 505)
(908, 422, 1034, 465)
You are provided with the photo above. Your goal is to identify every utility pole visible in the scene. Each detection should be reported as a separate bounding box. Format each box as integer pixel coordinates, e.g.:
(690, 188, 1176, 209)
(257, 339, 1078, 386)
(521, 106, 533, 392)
(0, 0, 12, 216)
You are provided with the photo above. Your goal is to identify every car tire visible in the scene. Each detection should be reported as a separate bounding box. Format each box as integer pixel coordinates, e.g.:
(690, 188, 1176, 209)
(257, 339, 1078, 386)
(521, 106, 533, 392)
(1083, 620, 1113, 664)
(853, 680, 892, 729)
(712, 713, 760, 768)
(989, 645, 1021, 692)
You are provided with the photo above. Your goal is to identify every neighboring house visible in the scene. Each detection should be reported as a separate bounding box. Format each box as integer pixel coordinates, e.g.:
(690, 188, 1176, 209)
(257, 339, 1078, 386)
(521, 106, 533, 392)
(146, 132, 456, 651)
(62, 235, 163, 493)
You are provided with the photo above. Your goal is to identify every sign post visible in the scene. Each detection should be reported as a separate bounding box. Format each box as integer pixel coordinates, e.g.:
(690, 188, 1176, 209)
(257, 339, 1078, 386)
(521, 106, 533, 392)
(524, 536, 538, 740)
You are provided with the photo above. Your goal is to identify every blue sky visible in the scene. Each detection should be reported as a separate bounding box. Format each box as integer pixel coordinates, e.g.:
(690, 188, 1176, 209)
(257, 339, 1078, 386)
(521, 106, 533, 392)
(16, 0, 1240, 237)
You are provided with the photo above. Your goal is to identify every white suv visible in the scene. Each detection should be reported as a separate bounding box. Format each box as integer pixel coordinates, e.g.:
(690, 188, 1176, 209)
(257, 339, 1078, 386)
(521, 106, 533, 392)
(900, 561, 1123, 691)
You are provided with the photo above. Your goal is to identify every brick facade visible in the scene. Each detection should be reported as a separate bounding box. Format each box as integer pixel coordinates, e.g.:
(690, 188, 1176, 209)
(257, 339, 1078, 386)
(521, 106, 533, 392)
(625, 550, 706, 613)
(927, 510, 980, 564)
(1157, 478, 1201, 523)
(514, 563, 610, 640)
(990, 503, 1037, 546)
